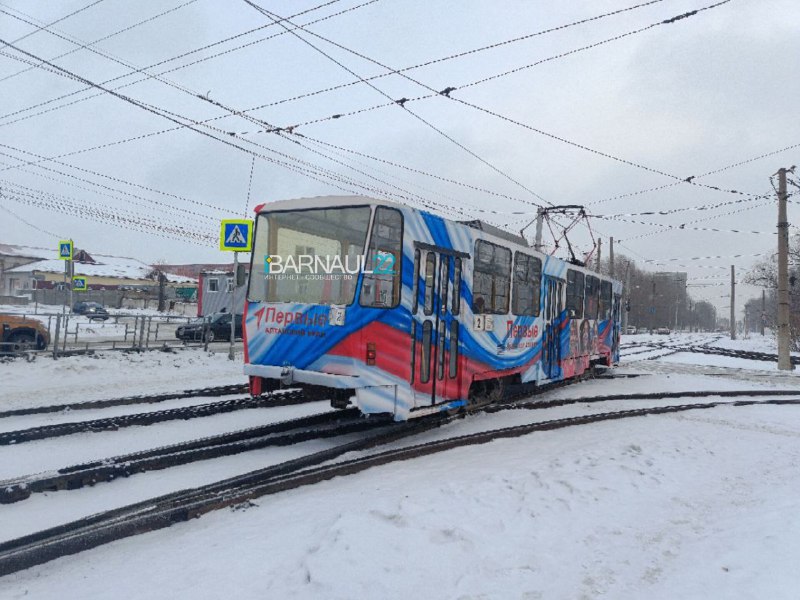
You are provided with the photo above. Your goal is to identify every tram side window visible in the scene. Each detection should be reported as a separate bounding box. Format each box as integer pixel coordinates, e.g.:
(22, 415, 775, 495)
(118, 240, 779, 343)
(512, 252, 541, 316)
(472, 240, 511, 314)
(360, 207, 403, 308)
(599, 280, 613, 320)
(584, 275, 599, 320)
(566, 269, 585, 318)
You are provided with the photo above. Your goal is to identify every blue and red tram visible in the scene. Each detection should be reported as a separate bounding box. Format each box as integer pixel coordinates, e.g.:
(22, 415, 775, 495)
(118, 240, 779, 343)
(244, 196, 622, 420)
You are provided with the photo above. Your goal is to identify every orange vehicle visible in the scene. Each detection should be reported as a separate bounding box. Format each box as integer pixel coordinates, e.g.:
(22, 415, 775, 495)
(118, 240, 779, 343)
(0, 315, 50, 352)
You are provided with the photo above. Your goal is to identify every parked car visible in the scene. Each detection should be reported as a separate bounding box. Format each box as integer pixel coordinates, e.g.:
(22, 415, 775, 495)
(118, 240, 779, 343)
(175, 312, 243, 343)
(73, 302, 110, 321)
(625, 326, 636, 335)
(656, 327, 671, 335)
(0, 314, 49, 352)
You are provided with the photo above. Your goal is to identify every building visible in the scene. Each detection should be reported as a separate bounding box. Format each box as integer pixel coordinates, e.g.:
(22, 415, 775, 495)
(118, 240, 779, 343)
(197, 270, 248, 316)
(0, 244, 52, 296)
(0, 246, 197, 307)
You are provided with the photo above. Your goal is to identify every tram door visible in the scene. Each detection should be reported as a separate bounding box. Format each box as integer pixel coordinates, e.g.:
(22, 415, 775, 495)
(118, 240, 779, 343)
(410, 246, 465, 404)
(542, 276, 564, 379)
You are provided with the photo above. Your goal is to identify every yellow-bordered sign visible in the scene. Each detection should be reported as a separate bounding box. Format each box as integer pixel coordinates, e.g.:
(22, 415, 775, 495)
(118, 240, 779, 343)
(72, 276, 88, 291)
(219, 219, 253, 252)
(58, 240, 73, 260)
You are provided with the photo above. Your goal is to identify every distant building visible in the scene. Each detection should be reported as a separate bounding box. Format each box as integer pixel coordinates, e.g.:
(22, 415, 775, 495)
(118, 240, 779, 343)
(198, 270, 248, 316)
(1, 246, 196, 292)
(0, 244, 52, 296)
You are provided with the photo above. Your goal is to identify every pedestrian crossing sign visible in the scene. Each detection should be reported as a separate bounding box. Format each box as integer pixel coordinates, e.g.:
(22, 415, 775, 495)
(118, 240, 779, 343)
(72, 276, 88, 291)
(58, 240, 73, 260)
(219, 220, 253, 252)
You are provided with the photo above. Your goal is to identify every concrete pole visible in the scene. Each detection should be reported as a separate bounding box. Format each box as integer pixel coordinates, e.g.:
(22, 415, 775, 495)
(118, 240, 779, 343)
(761, 289, 766, 336)
(730, 265, 736, 340)
(777, 167, 794, 369)
(622, 266, 630, 332)
(596, 238, 602, 272)
(533, 208, 544, 253)
(650, 276, 656, 332)
(674, 279, 679, 331)
(609, 237, 615, 278)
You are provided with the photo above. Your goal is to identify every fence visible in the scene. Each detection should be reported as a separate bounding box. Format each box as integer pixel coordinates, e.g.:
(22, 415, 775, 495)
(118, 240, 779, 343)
(0, 311, 239, 359)
(10, 289, 198, 314)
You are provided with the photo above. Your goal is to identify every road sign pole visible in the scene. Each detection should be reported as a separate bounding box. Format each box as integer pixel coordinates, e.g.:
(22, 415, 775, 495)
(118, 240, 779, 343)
(68, 260, 74, 316)
(219, 218, 252, 362)
(62, 261, 68, 317)
(229, 252, 238, 361)
(58, 239, 74, 317)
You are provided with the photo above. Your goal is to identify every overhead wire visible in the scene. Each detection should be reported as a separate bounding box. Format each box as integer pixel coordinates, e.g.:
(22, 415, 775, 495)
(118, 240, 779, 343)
(0, 0, 374, 127)
(212, 0, 669, 125)
(0, 0, 105, 49)
(0, 39, 420, 216)
(0, 0, 200, 85)
(241, 0, 550, 209)
(1, 183, 217, 245)
(0, 1, 463, 221)
(228, 0, 756, 206)
(0, 198, 63, 238)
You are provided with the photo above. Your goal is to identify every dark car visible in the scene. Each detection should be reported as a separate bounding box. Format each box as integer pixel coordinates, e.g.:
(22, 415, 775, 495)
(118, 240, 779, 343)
(175, 312, 243, 343)
(72, 302, 110, 321)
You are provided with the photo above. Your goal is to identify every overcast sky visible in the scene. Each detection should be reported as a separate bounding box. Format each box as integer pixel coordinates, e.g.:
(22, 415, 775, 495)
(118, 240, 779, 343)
(1, 0, 797, 314)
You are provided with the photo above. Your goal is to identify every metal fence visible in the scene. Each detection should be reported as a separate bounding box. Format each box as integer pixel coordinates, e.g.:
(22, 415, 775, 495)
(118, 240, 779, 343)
(1, 312, 241, 359)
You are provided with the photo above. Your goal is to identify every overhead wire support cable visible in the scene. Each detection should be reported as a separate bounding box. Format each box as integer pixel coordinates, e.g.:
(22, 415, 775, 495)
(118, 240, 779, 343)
(241, 0, 549, 209)
(0, 0, 106, 50)
(0, 0, 374, 127)
(0, 0, 200, 85)
(223, 0, 669, 120)
(241, 0, 748, 203)
(0, 36, 395, 215)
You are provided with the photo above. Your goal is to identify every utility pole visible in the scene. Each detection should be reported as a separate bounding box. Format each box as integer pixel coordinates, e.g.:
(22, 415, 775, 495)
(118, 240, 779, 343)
(609, 237, 615, 278)
(596, 238, 602, 272)
(533, 208, 544, 253)
(730, 265, 736, 340)
(674, 279, 679, 331)
(777, 167, 794, 370)
(761, 289, 766, 336)
(650, 276, 656, 332)
(622, 265, 630, 332)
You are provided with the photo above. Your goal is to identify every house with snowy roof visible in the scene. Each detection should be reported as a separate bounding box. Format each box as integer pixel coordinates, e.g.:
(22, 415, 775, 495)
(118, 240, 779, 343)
(0, 245, 196, 295)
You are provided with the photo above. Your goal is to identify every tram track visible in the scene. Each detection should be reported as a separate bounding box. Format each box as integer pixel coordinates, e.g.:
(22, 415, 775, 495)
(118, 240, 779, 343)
(1, 388, 798, 576)
(621, 335, 799, 366)
(0, 384, 250, 419)
(0, 389, 307, 446)
(0, 408, 388, 504)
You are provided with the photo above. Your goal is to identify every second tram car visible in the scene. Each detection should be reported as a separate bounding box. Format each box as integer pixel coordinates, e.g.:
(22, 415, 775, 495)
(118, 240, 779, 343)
(244, 196, 622, 420)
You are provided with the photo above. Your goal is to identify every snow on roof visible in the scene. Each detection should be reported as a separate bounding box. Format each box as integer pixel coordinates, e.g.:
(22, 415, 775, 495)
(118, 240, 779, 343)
(7, 253, 196, 283)
(0, 244, 54, 260)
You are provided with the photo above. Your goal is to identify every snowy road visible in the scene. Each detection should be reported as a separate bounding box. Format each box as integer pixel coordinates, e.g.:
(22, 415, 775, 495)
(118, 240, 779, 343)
(1, 332, 798, 598)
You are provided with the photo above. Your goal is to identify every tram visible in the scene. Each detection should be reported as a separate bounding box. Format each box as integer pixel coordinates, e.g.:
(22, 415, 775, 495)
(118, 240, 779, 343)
(244, 196, 622, 420)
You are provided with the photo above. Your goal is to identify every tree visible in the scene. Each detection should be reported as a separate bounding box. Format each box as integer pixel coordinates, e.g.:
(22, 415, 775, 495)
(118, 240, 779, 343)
(744, 232, 800, 348)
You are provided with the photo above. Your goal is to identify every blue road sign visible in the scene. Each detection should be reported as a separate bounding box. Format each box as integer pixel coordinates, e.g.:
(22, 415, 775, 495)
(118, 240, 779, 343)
(648, 306, 656, 314)
(58, 240, 73, 260)
(72, 276, 88, 291)
(219, 220, 253, 252)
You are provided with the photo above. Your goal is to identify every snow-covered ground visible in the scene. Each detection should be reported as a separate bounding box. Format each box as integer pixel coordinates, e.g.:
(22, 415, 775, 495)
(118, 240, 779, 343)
(1, 333, 799, 598)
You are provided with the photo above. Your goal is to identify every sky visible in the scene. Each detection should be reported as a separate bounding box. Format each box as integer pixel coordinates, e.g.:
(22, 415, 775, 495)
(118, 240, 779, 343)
(0, 0, 797, 314)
